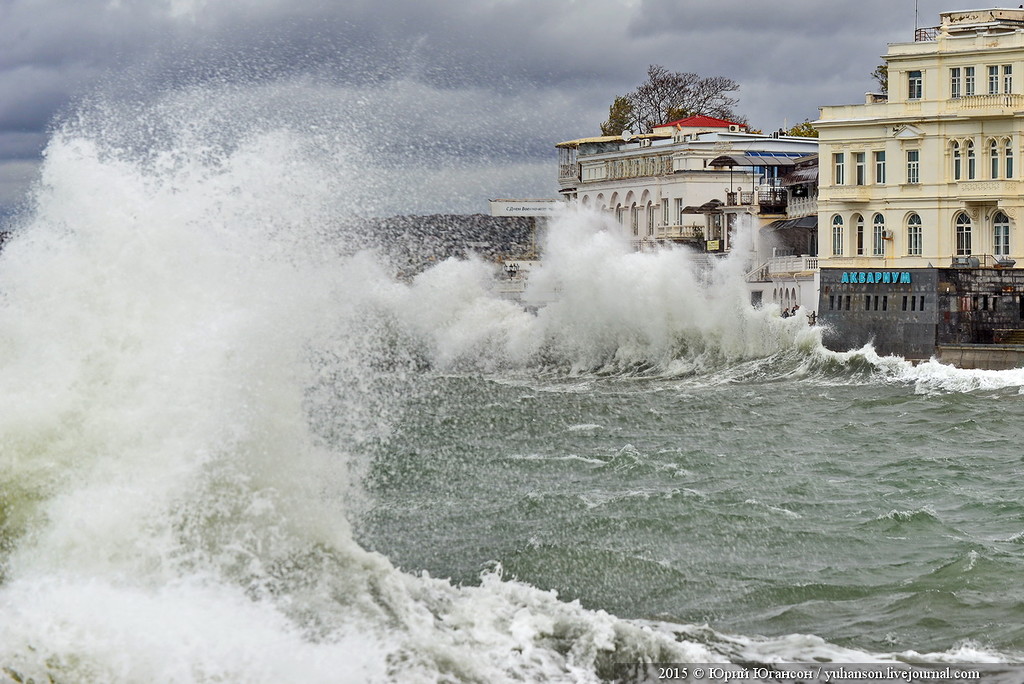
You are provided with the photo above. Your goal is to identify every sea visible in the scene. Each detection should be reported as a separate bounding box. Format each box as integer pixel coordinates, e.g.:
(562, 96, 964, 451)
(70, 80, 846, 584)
(2, 86, 1024, 683)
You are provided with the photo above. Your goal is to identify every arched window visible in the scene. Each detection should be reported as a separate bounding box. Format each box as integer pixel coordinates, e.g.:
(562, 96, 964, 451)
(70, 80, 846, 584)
(967, 140, 977, 179)
(872, 214, 886, 256)
(952, 140, 962, 180)
(854, 213, 865, 255)
(1006, 139, 1014, 178)
(956, 212, 973, 256)
(991, 139, 1000, 179)
(907, 213, 923, 256)
(994, 211, 1010, 256)
(646, 202, 655, 236)
(831, 215, 844, 256)
(630, 204, 639, 236)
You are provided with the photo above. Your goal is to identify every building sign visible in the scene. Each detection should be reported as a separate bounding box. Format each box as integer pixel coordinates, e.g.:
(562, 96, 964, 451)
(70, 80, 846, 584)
(706, 239, 721, 251)
(488, 199, 560, 217)
(840, 271, 912, 284)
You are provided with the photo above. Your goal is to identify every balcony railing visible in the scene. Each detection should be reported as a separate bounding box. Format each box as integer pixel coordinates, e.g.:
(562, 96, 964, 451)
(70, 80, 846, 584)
(768, 255, 818, 274)
(951, 94, 1024, 111)
(656, 224, 704, 241)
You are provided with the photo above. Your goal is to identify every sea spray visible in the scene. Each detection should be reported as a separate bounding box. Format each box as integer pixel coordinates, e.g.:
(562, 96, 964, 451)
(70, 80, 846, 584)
(2, 82, 1022, 683)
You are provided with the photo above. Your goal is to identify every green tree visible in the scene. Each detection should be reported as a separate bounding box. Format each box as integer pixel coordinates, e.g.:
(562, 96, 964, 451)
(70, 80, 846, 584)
(600, 96, 634, 136)
(785, 120, 818, 138)
(872, 63, 888, 93)
(600, 64, 741, 135)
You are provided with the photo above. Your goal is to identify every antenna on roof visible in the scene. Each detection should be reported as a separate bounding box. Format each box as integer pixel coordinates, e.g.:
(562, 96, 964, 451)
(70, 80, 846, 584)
(915, 0, 919, 31)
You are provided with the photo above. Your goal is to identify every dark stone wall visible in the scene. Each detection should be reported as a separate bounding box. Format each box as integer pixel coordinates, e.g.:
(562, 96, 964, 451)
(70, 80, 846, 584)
(936, 268, 1024, 344)
(819, 266, 1024, 359)
(818, 268, 938, 359)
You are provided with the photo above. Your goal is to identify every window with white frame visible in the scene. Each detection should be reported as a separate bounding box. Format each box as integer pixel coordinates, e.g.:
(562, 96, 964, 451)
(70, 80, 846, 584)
(955, 212, 972, 255)
(872, 213, 885, 256)
(907, 149, 920, 183)
(991, 139, 1000, 179)
(1006, 139, 1014, 178)
(855, 213, 865, 255)
(662, 201, 669, 226)
(967, 140, 976, 179)
(833, 152, 845, 185)
(994, 211, 1010, 256)
(854, 152, 866, 185)
(631, 204, 639, 235)
(907, 213, 923, 255)
(965, 66, 976, 96)
(675, 198, 684, 224)
(950, 67, 962, 98)
(908, 70, 923, 99)
(952, 141, 962, 180)
(874, 150, 886, 184)
(989, 65, 1000, 94)
(831, 215, 844, 256)
(1004, 64, 1013, 93)
(647, 203, 655, 236)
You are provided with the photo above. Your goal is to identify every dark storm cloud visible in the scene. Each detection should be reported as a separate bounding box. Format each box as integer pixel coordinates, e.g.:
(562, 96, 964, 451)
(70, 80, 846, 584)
(0, 0, 989, 212)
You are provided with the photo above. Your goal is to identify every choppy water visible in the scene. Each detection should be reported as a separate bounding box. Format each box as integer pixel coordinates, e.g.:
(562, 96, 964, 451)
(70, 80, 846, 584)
(2, 84, 1024, 683)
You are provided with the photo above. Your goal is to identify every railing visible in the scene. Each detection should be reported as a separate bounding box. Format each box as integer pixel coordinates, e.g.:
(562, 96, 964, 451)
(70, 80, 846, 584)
(768, 255, 818, 274)
(725, 191, 755, 206)
(758, 188, 788, 213)
(951, 94, 1024, 111)
(915, 26, 938, 41)
(787, 196, 818, 218)
(656, 224, 704, 241)
(950, 253, 1017, 268)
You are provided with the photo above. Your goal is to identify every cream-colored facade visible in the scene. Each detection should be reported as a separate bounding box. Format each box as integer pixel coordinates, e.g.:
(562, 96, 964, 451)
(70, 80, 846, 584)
(816, 9, 1024, 270)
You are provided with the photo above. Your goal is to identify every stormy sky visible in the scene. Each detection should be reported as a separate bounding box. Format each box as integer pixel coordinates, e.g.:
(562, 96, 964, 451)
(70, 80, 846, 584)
(0, 0, 982, 216)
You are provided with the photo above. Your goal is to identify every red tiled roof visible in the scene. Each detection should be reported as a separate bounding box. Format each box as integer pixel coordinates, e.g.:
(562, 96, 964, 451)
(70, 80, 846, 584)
(658, 115, 745, 129)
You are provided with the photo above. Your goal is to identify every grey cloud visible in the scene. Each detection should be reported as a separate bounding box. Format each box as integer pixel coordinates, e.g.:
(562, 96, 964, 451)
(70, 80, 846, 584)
(0, 0, 989, 214)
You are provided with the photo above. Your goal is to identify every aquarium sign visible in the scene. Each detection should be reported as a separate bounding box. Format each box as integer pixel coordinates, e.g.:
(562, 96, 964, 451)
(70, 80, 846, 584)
(840, 271, 912, 285)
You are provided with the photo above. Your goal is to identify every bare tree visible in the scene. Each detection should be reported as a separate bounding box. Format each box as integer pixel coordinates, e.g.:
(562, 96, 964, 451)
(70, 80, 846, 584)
(600, 65, 741, 134)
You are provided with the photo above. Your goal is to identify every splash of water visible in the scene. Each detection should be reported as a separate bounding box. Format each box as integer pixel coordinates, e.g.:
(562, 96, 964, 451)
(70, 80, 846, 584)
(0, 85, 1020, 683)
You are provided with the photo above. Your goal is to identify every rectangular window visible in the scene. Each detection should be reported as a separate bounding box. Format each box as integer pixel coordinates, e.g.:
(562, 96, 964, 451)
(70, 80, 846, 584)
(1007, 142, 1014, 178)
(845, 295, 851, 310)
(834, 153, 845, 185)
(902, 295, 908, 311)
(631, 206, 639, 235)
(832, 225, 844, 256)
(865, 295, 872, 310)
(1004, 65, 1013, 93)
(829, 295, 835, 310)
(874, 151, 886, 184)
(883, 296, 888, 312)
(675, 198, 684, 223)
(965, 66, 976, 96)
(920, 296, 926, 311)
(662, 201, 669, 225)
(906, 149, 920, 183)
(950, 67, 961, 98)
(855, 152, 866, 185)
(908, 70, 923, 99)
(911, 296, 916, 312)
(989, 65, 1000, 94)
(908, 225, 922, 256)
(995, 223, 1010, 256)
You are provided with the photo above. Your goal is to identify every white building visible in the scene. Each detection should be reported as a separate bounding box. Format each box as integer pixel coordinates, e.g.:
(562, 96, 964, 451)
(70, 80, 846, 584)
(557, 115, 819, 310)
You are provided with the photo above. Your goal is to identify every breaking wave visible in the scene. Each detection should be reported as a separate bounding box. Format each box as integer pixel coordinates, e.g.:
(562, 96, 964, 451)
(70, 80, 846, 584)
(0, 83, 1021, 683)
